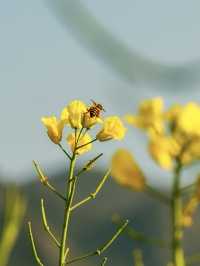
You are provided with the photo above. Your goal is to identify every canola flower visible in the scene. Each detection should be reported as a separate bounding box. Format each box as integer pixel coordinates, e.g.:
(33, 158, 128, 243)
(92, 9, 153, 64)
(111, 97, 200, 266)
(41, 116, 64, 144)
(125, 98, 200, 170)
(41, 100, 126, 154)
(97, 116, 127, 141)
(30, 99, 128, 266)
(125, 97, 164, 135)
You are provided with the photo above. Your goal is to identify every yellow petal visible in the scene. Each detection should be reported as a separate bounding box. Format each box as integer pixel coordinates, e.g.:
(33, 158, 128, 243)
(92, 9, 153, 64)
(180, 139, 200, 165)
(60, 107, 69, 124)
(139, 97, 163, 116)
(125, 97, 164, 134)
(67, 132, 92, 155)
(164, 104, 182, 122)
(67, 100, 87, 128)
(41, 116, 64, 144)
(111, 149, 146, 191)
(96, 116, 126, 141)
(148, 134, 180, 170)
(176, 102, 200, 137)
(182, 196, 198, 227)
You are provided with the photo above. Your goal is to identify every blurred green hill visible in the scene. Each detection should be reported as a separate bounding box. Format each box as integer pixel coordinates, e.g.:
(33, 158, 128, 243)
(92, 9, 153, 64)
(2, 168, 200, 266)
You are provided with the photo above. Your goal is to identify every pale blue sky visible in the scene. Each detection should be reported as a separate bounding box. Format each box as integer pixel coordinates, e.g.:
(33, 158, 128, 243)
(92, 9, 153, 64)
(1, 0, 200, 184)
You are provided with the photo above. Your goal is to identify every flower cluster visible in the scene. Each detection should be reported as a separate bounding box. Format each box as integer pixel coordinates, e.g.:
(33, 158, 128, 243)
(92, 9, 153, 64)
(125, 98, 200, 170)
(41, 100, 126, 155)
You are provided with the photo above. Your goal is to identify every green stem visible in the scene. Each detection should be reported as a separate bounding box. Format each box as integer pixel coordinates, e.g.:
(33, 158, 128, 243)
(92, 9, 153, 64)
(181, 183, 195, 195)
(112, 215, 168, 248)
(33, 160, 66, 202)
(145, 184, 171, 205)
(76, 138, 97, 151)
(58, 143, 72, 160)
(171, 161, 185, 266)
(71, 169, 111, 211)
(66, 220, 128, 265)
(59, 154, 77, 266)
(28, 222, 44, 266)
(101, 257, 108, 266)
(40, 199, 60, 248)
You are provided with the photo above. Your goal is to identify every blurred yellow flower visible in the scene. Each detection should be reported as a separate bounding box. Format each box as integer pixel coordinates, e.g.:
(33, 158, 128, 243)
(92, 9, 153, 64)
(182, 197, 198, 227)
(41, 116, 64, 144)
(125, 97, 164, 134)
(176, 102, 200, 137)
(180, 139, 200, 165)
(67, 100, 87, 128)
(148, 134, 180, 170)
(96, 116, 126, 141)
(82, 112, 102, 128)
(60, 107, 69, 124)
(111, 149, 145, 191)
(164, 104, 182, 123)
(67, 132, 92, 155)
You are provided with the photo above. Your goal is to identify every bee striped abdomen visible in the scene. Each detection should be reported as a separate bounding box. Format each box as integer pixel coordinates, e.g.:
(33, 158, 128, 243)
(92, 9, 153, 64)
(87, 107, 101, 117)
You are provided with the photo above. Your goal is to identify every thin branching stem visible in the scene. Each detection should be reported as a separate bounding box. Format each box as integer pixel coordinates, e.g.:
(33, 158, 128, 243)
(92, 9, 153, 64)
(76, 153, 103, 177)
(33, 160, 66, 202)
(101, 257, 108, 266)
(28, 222, 44, 266)
(58, 143, 72, 160)
(66, 220, 129, 264)
(40, 199, 60, 248)
(76, 138, 97, 150)
(112, 215, 168, 248)
(145, 184, 171, 205)
(44, 182, 66, 201)
(71, 169, 111, 211)
(181, 183, 195, 195)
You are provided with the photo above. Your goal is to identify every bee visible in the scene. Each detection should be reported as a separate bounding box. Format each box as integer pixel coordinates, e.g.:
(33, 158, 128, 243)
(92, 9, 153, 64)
(87, 100, 105, 118)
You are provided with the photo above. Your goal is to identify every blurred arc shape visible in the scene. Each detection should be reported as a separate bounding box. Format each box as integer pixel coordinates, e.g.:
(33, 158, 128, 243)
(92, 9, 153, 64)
(47, 0, 200, 90)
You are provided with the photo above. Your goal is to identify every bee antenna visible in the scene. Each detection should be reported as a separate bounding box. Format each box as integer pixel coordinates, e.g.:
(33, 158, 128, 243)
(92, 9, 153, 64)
(91, 99, 97, 105)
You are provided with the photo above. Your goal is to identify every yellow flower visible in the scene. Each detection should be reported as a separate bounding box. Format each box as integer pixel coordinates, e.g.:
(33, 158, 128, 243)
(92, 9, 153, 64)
(111, 149, 145, 191)
(60, 107, 69, 124)
(182, 197, 198, 227)
(125, 97, 164, 134)
(148, 134, 180, 170)
(41, 116, 64, 144)
(164, 104, 182, 123)
(67, 100, 87, 128)
(82, 112, 102, 128)
(176, 102, 200, 137)
(67, 132, 92, 155)
(96, 116, 126, 141)
(180, 139, 200, 165)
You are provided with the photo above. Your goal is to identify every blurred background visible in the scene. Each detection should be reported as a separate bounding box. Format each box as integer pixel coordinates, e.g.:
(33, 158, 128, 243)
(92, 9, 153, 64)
(1, 0, 200, 265)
